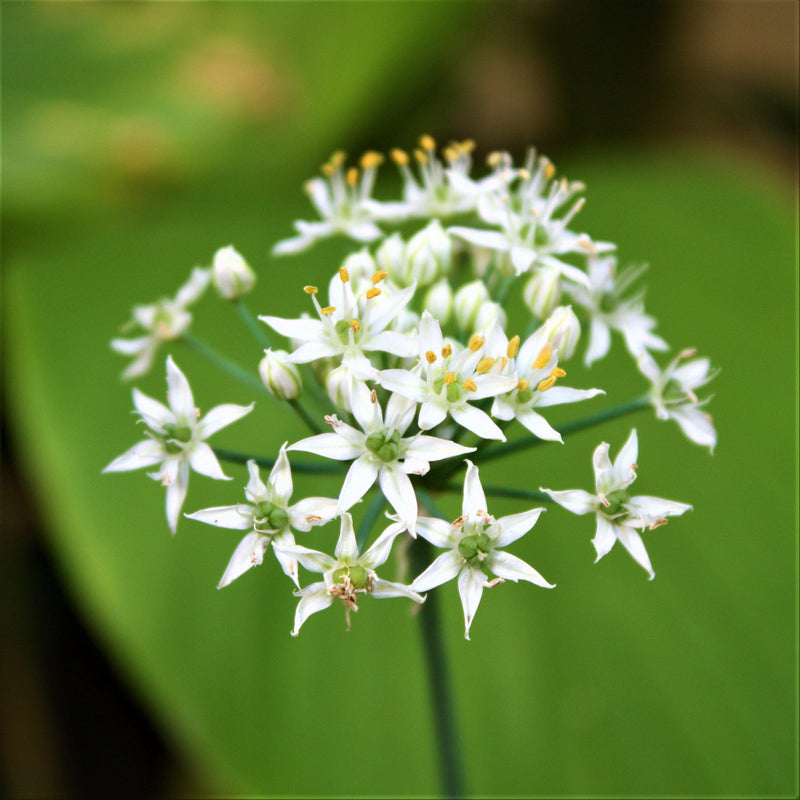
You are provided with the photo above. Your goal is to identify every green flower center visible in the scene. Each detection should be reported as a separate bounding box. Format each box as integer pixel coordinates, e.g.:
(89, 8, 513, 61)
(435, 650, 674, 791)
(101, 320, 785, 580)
(255, 500, 289, 531)
(161, 423, 193, 454)
(662, 378, 686, 403)
(331, 564, 370, 590)
(599, 292, 617, 314)
(432, 374, 462, 403)
(334, 318, 362, 345)
(365, 428, 402, 462)
(602, 489, 630, 518)
(457, 531, 493, 567)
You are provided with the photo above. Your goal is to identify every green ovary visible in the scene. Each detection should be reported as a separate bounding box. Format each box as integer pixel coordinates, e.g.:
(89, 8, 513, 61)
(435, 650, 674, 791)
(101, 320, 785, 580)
(365, 428, 401, 462)
(332, 564, 369, 589)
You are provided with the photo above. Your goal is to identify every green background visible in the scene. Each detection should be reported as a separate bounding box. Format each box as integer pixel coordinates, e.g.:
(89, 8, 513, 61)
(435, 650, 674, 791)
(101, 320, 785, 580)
(3, 2, 796, 797)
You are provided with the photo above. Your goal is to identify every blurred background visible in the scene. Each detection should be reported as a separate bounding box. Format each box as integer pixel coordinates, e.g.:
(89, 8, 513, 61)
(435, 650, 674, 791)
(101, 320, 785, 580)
(2, 2, 797, 797)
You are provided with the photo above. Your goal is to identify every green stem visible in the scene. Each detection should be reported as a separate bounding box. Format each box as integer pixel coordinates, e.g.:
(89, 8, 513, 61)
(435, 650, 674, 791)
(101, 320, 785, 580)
(181, 331, 268, 397)
(213, 447, 345, 475)
(287, 399, 323, 435)
(356, 491, 387, 551)
(479, 395, 651, 464)
(235, 298, 272, 349)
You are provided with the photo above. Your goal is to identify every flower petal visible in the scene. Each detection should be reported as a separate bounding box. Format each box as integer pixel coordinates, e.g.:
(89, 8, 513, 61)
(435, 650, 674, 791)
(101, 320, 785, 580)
(268, 443, 293, 506)
(494, 508, 545, 547)
(334, 512, 360, 561)
(371, 578, 425, 603)
(217, 531, 269, 588)
(185, 504, 253, 530)
(271, 529, 300, 587)
(516, 408, 563, 443)
(103, 440, 163, 473)
(285, 340, 341, 364)
(259, 315, 325, 341)
(418, 401, 448, 431)
(458, 566, 486, 640)
(378, 468, 418, 534)
(486, 550, 554, 587)
(627, 495, 692, 527)
(414, 516, 453, 548)
(403, 435, 475, 463)
(534, 386, 605, 408)
(670, 405, 717, 452)
(199, 403, 254, 438)
(339, 456, 380, 511)
(360, 521, 407, 569)
(461, 460, 487, 517)
(615, 525, 655, 580)
(541, 488, 595, 516)
(592, 515, 618, 560)
(450, 403, 506, 441)
(165, 356, 195, 421)
(273, 543, 336, 574)
(411, 550, 463, 592)
(291, 583, 334, 636)
(376, 369, 426, 401)
(165, 462, 190, 534)
(132, 389, 172, 431)
(188, 442, 230, 480)
(612, 429, 638, 486)
(584, 317, 611, 366)
(288, 497, 339, 531)
(288, 433, 361, 461)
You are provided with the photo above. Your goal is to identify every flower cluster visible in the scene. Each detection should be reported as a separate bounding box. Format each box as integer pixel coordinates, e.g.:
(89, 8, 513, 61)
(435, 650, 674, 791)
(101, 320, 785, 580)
(106, 138, 717, 638)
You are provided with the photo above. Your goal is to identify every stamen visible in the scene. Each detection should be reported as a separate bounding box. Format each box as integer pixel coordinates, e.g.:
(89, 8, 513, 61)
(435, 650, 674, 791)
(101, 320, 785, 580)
(419, 134, 436, 151)
(366, 287, 381, 299)
(649, 518, 668, 530)
(346, 167, 358, 187)
(443, 147, 457, 162)
(476, 356, 495, 373)
(371, 270, 388, 284)
(425, 350, 437, 364)
(543, 162, 556, 180)
(321, 306, 336, 315)
(303, 285, 319, 294)
(518, 168, 531, 180)
(537, 376, 556, 392)
(551, 367, 566, 378)
(360, 151, 384, 170)
(452, 515, 466, 528)
(517, 379, 529, 391)
(507, 335, 520, 358)
(370, 389, 378, 404)
(533, 343, 553, 369)
(462, 378, 477, 392)
(339, 267, 349, 283)
(487, 151, 503, 167)
(500, 357, 508, 370)
(468, 335, 484, 352)
(460, 139, 476, 153)
(441, 344, 452, 358)
(350, 320, 361, 333)
(330, 151, 347, 168)
(321, 163, 335, 177)
(679, 347, 698, 359)
(444, 372, 456, 385)
(391, 148, 409, 165)
(414, 149, 428, 165)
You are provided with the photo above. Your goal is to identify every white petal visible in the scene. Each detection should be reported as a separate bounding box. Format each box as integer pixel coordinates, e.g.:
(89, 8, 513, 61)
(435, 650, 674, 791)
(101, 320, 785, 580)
(451, 404, 506, 441)
(288, 433, 361, 461)
(217, 532, 269, 588)
(534, 386, 605, 408)
(458, 567, 486, 640)
(285, 340, 340, 364)
(510, 245, 536, 275)
(268, 444, 293, 506)
(612, 429, 639, 486)
(470, 373, 518, 400)
(516, 408, 563, 443)
(366, 330, 417, 358)
(360, 521, 407, 569)
(592, 515, 618, 560)
(244, 460, 267, 502)
(350, 381, 382, 433)
(448, 226, 510, 252)
(615, 526, 655, 580)
(103, 440, 163, 473)
(414, 516, 453, 549)
(338, 457, 380, 511)
(672, 358, 712, 390)
(174, 267, 211, 308)
(385, 391, 417, 435)
(377, 369, 426, 401)
(371, 578, 425, 603)
(120, 347, 158, 382)
(165, 356, 195, 421)
(417, 311, 444, 356)
(541, 488, 596, 515)
(271, 529, 300, 587)
(188, 442, 230, 480)
(259, 315, 325, 341)
(291, 584, 334, 636)
(418, 401, 448, 431)
(334, 512, 360, 561)
(288, 497, 339, 531)
(461, 460, 487, 516)
(584, 317, 611, 366)
(272, 234, 314, 256)
(411, 551, 463, 592)
(132, 389, 172, 431)
(367, 283, 417, 334)
(199, 403, 254, 438)
(494, 508, 545, 546)
(486, 550, 554, 587)
(670, 405, 717, 451)
(110, 336, 151, 356)
(403, 435, 475, 463)
(378, 468, 418, 534)
(185, 505, 253, 530)
(627, 495, 692, 527)
(592, 442, 613, 488)
(165, 462, 190, 534)
(273, 543, 336, 574)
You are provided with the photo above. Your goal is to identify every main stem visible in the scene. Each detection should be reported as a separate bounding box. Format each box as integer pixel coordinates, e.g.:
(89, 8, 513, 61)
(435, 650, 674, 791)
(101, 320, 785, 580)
(411, 536, 464, 799)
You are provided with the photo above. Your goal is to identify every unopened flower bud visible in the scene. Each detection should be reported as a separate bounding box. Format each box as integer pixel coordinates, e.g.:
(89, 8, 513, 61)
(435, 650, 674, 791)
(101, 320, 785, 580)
(474, 301, 506, 332)
(544, 305, 581, 361)
(259, 349, 301, 400)
(523, 266, 561, 319)
(403, 220, 452, 286)
(212, 246, 256, 300)
(424, 279, 453, 324)
(339, 249, 377, 295)
(375, 233, 406, 283)
(326, 364, 354, 411)
(453, 280, 489, 331)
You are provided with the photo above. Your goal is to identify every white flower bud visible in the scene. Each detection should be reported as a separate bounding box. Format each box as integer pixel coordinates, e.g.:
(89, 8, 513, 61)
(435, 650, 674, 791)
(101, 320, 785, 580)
(259, 349, 301, 400)
(424, 279, 453, 325)
(375, 233, 406, 283)
(453, 280, 489, 331)
(339, 249, 377, 295)
(523, 266, 562, 319)
(474, 301, 506, 333)
(212, 246, 256, 300)
(544, 305, 581, 361)
(403, 220, 451, 286)
(325, 364, 354, 411)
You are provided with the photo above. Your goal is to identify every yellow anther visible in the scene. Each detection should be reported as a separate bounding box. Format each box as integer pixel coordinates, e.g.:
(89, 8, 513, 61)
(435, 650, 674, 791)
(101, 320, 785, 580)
(487, 151, 503, 167)
(391, 148, 409, 166)
(551, 367, 566, 378)
(321, 163, 335, 177)
(533, 343, 553, 369)
(543, 162, 556, 180)
(460, 139, 476, 153)
(330, 151, 347, 168)
(462, 378, 477, 392)
(425, 350, 437, 364)
(443, 147, 458, 162)
(507, 335, 520, 358)
(518, 168, 531, 180)
(468, 335, 484, 352)
(517, 379, 530, 392)
(537, 376, 557, 392)
(370, 389, 378, 403)
(444, 372, 456, 385)
(414, 149, 428, 165)
(366, 287, 381, 299)
(360, 151, 384, 170)
(339, 267, 349, 283)
(321, 306, 336, 315)
(500, 357, 508, 370)
(350, 320, 361, 333)
(371, 270, 388, 284)
(441, 344, 452, 358)
(476, 356, 495, 374)
(419, 134, 436, 151)
(346, 167, 358, 187)
(303, 285, 319, 294)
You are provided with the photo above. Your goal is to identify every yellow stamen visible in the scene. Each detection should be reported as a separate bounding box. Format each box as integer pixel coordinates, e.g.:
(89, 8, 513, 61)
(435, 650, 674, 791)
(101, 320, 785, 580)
(321, 163, 335, 177)
(360, 151, 384, 170)
(303, 285, 318, 294)
(425, 350, 437, 364)
(339, 267, 349, 283)
(414, 149, 428, 165)
(487, 151, 503, 167)
(321, 306, 336, 315)
(543, 162, 556, 180)
(419, 134, 436, 151)
(366, 287, 381, 299)
(441, 344, 452, 358)
(443, 147, 457, 162)
(468, 334, 484, 352)
(346, 167, 358, 187)
(350, 320, 361, 333)
(444, 372, 456, 385)
(391, 148, 409, 166)
(371, 270, 388, 284)
(537, 376, 556, 392)
(507, 335, 520, 358)
(517, 379, 529, 392)
(462, 378, 477, 392)
(460, 139, 476, 153)
(476, 356, 495, 374)
(518, 168, 531, 180)
(330, 151, 347, 168)
(370, 389, 378, 403)
(533, 343, 553, 369)
(551, 367, 566, 378)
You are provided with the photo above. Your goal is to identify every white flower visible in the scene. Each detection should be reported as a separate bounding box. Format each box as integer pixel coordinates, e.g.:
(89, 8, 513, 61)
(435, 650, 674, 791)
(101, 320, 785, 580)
(186, 446, 338, 588)
(275, 513, 423, 635)
(487, 319, 603, 443)
(567, 256, 668, 366)
(411, 460, 554, 639)
(272, 151, 386, 254)
(542, 429, 692, 579)
(377, 312, 518, 441)
(287, 381, 475, 533)
(260, 268, 416, 379)
(103, 356, 253, 533)
(638, 349, 718, 452)
(212, 245, 256, 300)
(110, 267, 211, 380)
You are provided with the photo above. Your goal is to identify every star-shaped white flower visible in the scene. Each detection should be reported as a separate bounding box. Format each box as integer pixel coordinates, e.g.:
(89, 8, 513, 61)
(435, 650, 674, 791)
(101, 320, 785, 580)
(542, 429, 692, 579)
(111, 267, 211, 380)
(275, 513, 424, 635)
(287, 381, 475, 534)
(377, 311, 518, 441)
(637, 349, 717, 452)
(185, 446, 339, 588)
(411, 460, 554, 639)
(272, 151, 387, 255)
(260, 267, 416, 380)
(103, 356, 253, 533)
